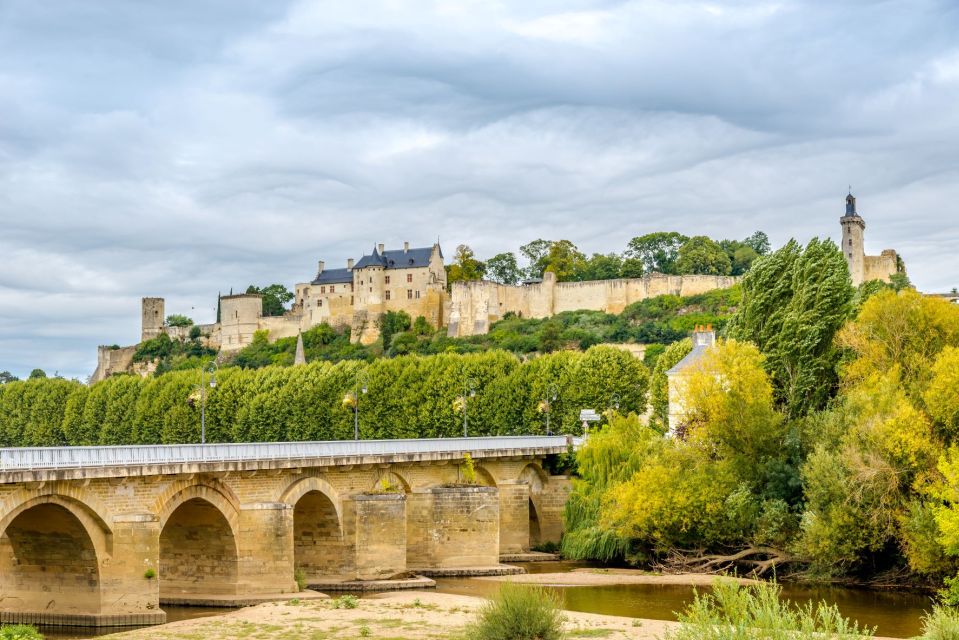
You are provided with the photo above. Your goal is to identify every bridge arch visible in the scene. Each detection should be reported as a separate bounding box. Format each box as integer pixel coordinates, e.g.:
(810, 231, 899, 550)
(0, 496, 107, 615)
(519, 463, 549, 549)
(281, 476, 351, 580)
(156, 483, 240, 598)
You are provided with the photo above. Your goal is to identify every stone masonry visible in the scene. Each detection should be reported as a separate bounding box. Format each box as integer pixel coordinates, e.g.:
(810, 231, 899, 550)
(0, 444, 570, 628)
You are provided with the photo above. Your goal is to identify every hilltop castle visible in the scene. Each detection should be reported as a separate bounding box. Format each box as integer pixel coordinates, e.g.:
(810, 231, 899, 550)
(840, 192, 901, 286)
(92, 193, 903, 381)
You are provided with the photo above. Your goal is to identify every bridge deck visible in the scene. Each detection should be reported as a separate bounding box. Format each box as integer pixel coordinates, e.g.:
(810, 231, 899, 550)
(0, 436, 575, 481)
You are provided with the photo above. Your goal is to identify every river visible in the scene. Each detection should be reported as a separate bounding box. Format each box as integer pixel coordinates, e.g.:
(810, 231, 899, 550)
(37, 562, 934, 639)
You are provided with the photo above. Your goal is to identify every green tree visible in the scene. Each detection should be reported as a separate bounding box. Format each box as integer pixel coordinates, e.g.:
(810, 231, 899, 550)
(246, 284, 294, 317)
(576, 253, 623, 281)
(728, 238, 853, 418)
(519, 239, 553, 280)
(0, 371, 18, 384)
(446, 244, 486, 286)
(28, 369, 46, 380)
(378, 311, 412, 352)
(485, 252, 523, 285)
(165, 314, 193, 327)
(744, 230, 771, 256)
(542, 240, 586, 282)
(675, 236, 732, 275)
(625, 232, 689, 274)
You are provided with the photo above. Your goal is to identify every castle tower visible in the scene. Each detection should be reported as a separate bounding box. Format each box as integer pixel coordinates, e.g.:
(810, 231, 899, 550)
(141, 297, 165, 342)
(840, 192, 866, 286)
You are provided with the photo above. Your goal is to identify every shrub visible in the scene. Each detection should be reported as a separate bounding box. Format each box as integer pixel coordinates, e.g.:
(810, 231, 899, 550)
(464, 582, 566, 640)
(662, 580, 873, 640)
(920, 606, 959, 640)
(294, 567, 307, 592)
(461, 453, 477, 485)
(0, 625, 43, 640)
(332, 594, 359, 609)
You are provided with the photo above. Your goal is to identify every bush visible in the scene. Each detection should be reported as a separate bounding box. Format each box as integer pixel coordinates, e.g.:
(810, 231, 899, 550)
(294, 567, 307, 592)
(332, 594, 359, 609)
(663, 580, 873, 640)
(0, 625, 43, 640)
(920, 606, 959, 640)
(464, 582, 565, 640)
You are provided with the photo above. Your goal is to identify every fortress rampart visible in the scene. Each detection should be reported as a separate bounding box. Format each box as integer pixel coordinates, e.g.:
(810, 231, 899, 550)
(447, 272, 740, 338)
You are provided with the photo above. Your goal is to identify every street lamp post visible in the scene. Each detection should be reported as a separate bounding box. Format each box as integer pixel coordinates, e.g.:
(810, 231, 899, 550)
(353, 371, 368, 441)
(463, 378, 477, 438)
(545, 383, 558, 436)
(609, 392, 621, 415)
(199, 361, 218, 445)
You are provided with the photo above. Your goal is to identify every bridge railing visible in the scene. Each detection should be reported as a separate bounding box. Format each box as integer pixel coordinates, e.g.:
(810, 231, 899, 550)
(0, 436, 576, 471)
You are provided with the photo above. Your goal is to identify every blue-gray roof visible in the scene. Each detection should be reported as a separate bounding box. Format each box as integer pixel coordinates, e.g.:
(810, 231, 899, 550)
(665, 344, 710, 375)
(311, 268, 353, 285)
(354, 246, 438, 270)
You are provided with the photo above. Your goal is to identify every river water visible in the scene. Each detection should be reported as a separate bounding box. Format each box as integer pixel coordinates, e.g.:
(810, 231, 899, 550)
(37, 562, 934, 639)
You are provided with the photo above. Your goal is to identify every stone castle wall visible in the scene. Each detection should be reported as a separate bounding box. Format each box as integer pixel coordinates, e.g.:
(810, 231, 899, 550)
(863, 250, 899, 284)
(448, 272, 740, 338)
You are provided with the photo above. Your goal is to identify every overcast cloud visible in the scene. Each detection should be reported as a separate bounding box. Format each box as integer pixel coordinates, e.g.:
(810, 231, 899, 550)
(1, 0, 958, 379)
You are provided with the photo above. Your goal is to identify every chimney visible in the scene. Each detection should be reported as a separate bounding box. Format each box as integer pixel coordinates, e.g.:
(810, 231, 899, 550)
(694, 324, 716, 347)
(404, 241, 409, 253)
(317, 260, 325, 274)
(378, 243, 385, 254)
(347, 258, 354, 270)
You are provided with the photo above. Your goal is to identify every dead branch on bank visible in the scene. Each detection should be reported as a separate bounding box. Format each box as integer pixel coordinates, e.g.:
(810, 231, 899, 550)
(654, 546, 795, 578)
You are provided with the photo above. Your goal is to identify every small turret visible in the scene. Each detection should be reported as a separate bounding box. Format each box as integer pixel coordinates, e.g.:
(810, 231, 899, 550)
(840, 190, 866, 285)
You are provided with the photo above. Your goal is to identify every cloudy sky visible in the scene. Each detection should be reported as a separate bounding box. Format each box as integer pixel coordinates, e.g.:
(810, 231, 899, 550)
(2, 0, 958, 379)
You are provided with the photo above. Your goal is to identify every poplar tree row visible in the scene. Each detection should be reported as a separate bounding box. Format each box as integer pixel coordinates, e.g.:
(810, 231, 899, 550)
(0, 347, 648, 448)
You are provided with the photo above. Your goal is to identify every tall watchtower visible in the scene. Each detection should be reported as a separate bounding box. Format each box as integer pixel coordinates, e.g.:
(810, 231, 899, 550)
(141, 297, 165, 342)
(840, 192, 866, 286)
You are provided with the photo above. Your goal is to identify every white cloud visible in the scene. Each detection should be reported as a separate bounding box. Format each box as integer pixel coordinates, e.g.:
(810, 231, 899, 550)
(0, 0, 957, 379)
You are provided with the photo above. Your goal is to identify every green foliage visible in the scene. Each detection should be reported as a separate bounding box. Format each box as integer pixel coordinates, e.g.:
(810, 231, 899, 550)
(0, 371, 19, 384)
(294, 567, 307, 592)
(1, 347, 649, 447)
(464, 582, 565, 640)
(246, 283, 294, 317)
(379, 311, 412, 352)
(28, 369, 46, 380)
(143, 567, 156, 579)
(626, 231, 689, 274)
(675, 235, 732, 275)
(165, 314, 193, 327)
(663, 580, 874, 640)
(485, 252, 523, 285)
(728, 238, 854, 418)
(332, 595, 358, 609)
(0, 625, 44, 640)
(919, 606, 959, 640)
(446, 244, 486, 287)
(461, 452, 477, 485)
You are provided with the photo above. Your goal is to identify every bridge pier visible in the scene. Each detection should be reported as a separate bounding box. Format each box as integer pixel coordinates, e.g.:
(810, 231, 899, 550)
(236, 503, 297, 596)
(352, 494, 407, 580)
(498, 480, 531, 554)
(408, 486, 500, 573)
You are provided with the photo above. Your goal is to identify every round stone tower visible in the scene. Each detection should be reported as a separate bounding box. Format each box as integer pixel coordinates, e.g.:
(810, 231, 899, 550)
(840, 192, 866, 286)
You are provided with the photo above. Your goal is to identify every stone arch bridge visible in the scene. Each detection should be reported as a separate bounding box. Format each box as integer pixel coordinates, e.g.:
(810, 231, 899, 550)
(0, 436, 573, 628)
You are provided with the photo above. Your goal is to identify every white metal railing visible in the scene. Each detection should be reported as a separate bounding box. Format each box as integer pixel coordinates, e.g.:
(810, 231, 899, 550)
(0, 436, 575, 471)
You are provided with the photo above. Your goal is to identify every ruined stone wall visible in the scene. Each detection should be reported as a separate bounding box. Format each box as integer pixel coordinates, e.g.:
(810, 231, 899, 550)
(448, 273, 740, 338)
(863, 250, 899, 284)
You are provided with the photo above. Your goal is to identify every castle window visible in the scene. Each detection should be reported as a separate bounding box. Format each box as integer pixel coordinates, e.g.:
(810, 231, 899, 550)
(415, 290, 420, 299)
(330, 285, 335, 293)
(318, 300, 323, 307)
(321, 286, 326, 294)
(407, 273, 413, 283)
(849, 253, 853, 258)
(385, 275, 391, 284)
(848, 239, 852, 246)
(386, 290, 391, 300)
(351, 296, 354, 305)
(407, 289, 413, 299)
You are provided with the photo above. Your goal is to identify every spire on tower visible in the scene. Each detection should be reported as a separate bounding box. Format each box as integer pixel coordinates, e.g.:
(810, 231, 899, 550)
(845, 191, 858, 217)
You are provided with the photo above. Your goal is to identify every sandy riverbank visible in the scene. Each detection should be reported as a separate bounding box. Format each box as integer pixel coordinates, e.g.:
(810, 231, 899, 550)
(103, 590, 678, 640)
(479, 568, 762, 587)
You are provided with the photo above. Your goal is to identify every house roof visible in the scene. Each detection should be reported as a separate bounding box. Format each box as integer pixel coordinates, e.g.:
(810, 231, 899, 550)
(666, 329, 717, 375)
(311, 268, 353, 285)
(354, 246, 438, 270)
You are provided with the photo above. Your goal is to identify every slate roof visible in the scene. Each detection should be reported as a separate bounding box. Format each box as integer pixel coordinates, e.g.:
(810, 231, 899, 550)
(311, 268, 353, 285)
(666, 330, 717, 376)
(354, 246, 438, 270)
